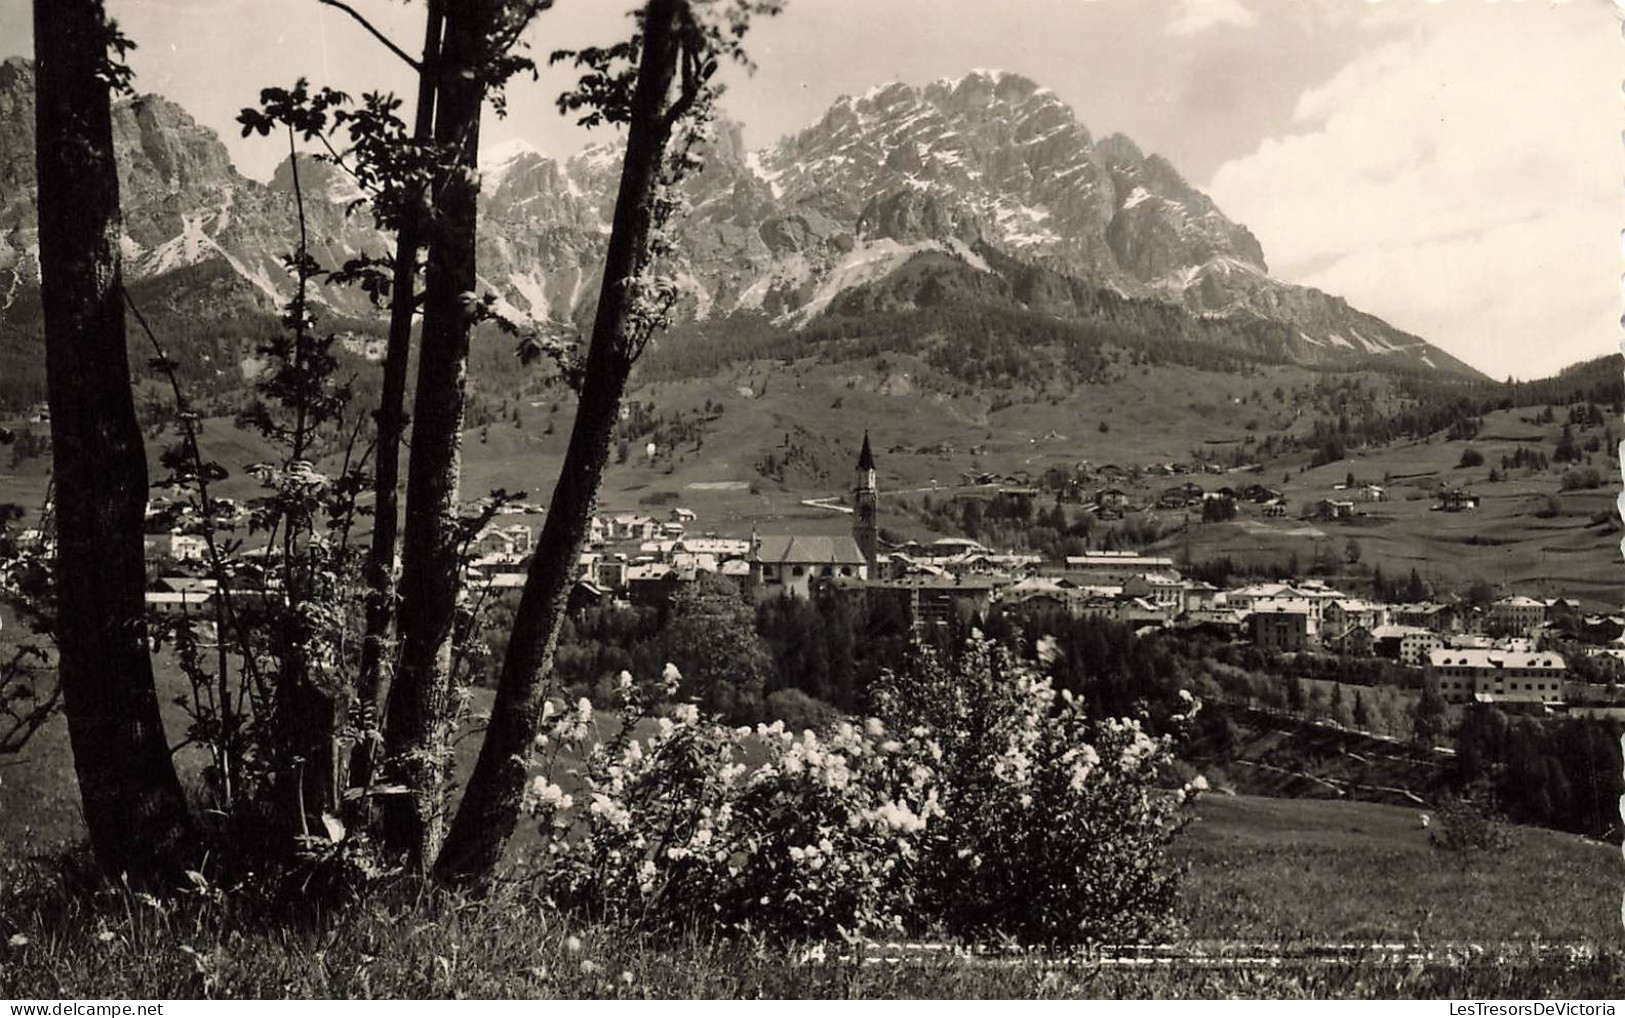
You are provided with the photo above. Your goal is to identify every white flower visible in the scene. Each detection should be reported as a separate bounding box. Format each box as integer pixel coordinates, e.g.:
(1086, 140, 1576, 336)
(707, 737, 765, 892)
(7, 934, 28, 948)
(564, 935, 583, 954)
(617, 670, 634, 691)
(661, 662, 682, 695)
(530, 779, 569, 810)
(1191, 774, 1210, 792)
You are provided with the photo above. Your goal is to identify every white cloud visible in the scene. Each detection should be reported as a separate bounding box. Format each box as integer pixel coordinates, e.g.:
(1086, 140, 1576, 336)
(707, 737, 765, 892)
(1167, 0, 1258, 36)
(1208, 1, 1618, 379)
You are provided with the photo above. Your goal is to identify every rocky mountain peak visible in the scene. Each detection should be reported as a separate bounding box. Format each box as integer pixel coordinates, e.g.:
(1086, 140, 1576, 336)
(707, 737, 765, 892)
(0, 59, 1481, 378)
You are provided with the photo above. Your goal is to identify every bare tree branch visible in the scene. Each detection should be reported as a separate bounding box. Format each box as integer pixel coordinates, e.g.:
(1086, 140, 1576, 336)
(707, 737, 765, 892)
(316, 0, 423, 72)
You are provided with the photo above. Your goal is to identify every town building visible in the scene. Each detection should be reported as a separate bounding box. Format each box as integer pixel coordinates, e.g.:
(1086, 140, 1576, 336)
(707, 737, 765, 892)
(750, 534, 869, 600)
(1427, 648, 1567, 704)
(1324, 598, 1389, 636)
(1490, 595, 1547, 636)
(1250, 603, 1312, 652)
(1058, 551, 1180, 587)
(1435, 489, 1479, 512)
(1371, 625, 1444, 666)
(1122, 572, 1186, 613)
(1311, 499, 1355, 521)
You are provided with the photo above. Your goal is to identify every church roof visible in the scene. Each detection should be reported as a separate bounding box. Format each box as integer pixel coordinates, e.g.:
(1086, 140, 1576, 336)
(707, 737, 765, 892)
(756, 534, 868, 566)
(857, 430, 875, 471)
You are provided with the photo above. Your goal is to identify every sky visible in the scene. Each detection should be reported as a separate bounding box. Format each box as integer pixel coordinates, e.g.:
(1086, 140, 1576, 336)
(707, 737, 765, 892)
(0, 0, 1617, 379)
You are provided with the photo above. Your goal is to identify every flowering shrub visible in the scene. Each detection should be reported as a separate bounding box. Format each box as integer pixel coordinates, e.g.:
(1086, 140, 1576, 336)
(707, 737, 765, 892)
(872, 639, 1195, 946)
(524, 665, 940, 941)
(523, 637, 1197, 947)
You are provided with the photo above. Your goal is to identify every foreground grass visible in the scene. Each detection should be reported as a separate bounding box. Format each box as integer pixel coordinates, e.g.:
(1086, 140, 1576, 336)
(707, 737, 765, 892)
(2, 793, 1622, 999)
(1176, 794, 1623, 946)
(1, 875, 1621, 1000)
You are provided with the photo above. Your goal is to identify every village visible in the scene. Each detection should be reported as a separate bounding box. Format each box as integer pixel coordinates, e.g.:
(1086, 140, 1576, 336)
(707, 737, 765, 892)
(127, 434, 1619, 719)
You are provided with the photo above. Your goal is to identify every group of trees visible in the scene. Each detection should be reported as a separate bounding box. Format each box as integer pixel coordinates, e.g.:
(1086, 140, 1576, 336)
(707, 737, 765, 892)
(14, 0, 781, 892)
(1452, 706, 1623, 838)
(544, 581, 920, 724)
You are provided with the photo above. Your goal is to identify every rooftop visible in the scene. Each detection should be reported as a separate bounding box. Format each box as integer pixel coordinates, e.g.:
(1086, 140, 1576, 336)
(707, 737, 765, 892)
(756, 534, 868, 566)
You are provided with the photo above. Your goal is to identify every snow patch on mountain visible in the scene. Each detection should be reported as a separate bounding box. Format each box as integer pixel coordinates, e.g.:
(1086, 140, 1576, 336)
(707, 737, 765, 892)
(508, 268, 551, 319)
(791, 238, 948, 324)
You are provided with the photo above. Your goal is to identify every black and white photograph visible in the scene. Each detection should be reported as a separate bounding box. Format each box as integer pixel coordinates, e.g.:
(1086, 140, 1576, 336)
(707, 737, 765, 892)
(0, 0, 1621, 1002)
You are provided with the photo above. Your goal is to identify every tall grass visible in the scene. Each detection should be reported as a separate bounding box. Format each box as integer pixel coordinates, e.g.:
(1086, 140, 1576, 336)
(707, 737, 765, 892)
(2, 858, 1621, 999)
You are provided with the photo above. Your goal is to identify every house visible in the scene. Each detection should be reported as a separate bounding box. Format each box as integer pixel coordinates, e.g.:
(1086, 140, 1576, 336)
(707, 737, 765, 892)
(1327, 624, 1375, 657)
(593, 556, 629, 592)
(474, 523, 532, 561)
(861, 576, 1001, 633)
(1178, 608, 1250, 638)
(146, 532, 208, 563)
(474, 572, 528, 599)
(1435, 488, 1479, 512)
(1001, 589, 1072, 619)
(1427, 648, 1567, 704)
(1490, 595, 1547, 635)
(1261, 500, 1288, 518)
(1311, 498, 1355, 521)
(625, 562, 682, 606)
(1094, 488, 1131, 513)
(1122, 572, 1186, 612)
(668, 507, 697, 523)
(922, 537, 991, 559)
(1399, 628, 1444, 667)
(1250, 604, 1312, 652)
(1360, 484, 1388, 503)
(1114, 595, 1172, 627)
(751, 534, 868, 600)
(1182, 581, 1220, 613)
(1390, 602, 1461, 634)
(1324, 599, 1389, 636)
(608, 513, 660, 542)
(1224, 582, 1298, 612)
(567, 578, 609, 613)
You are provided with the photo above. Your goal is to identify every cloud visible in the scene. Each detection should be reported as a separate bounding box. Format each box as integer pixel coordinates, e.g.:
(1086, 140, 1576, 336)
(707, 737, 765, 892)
(1166, 0, 1258, 36)
(1207, 1, 1617, 379)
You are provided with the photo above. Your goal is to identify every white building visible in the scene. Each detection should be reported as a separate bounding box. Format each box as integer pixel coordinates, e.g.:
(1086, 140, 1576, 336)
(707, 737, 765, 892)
(1427, 648, 1567, 705)
(751, 534, 868, 600)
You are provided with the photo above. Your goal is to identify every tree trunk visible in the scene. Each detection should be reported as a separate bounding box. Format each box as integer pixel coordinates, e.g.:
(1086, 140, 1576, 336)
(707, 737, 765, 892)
(33, 0, 195, 883)
(380, 0, 496, 867)
(435, 0, 689, 886)
(351, 0, 444, 803)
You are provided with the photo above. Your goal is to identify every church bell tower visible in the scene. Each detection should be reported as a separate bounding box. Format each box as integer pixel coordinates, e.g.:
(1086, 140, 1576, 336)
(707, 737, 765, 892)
(853, 431, 878, 577)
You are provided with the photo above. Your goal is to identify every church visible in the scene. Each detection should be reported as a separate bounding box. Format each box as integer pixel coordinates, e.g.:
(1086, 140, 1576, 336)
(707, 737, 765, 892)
(747, 432, 878, 600)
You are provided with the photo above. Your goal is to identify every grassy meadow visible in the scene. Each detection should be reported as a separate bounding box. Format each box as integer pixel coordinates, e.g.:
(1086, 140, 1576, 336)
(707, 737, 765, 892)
(5, 636, 1624, 999)
(3, 791, 1621, 998)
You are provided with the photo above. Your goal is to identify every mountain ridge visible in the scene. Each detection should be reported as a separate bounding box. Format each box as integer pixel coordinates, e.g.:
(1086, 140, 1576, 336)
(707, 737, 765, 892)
(0, 57, 1485, 384)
